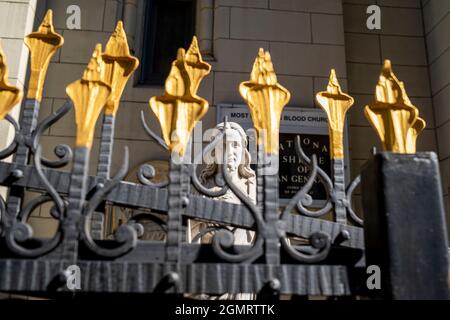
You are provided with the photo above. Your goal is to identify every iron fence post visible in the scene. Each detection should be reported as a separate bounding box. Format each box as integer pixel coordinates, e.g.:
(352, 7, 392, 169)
(361, 152, 449, 299)
(91, 113, 116, 239)
(332, 158, 347, 224)
(262, 151, 280, 265)
(61, 147, 90, 263)
(3, 99, 39, 232)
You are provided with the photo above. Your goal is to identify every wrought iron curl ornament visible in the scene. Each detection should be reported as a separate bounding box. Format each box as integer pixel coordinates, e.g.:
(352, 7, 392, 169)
(137, 115, 170, 188)
(294, 141, 334, 217)
(141, 110, 170, 151)
(81, 147, 138, 257)
(280, 146, 331, 262)
(0, 115, 20, 160)
(4, 145, 64, 257)
(127, 212, 167, 238)
(31, 100, 74, 168)
(137, 163, 170, 188)
(294, 137, 363, 226)
(346, 174, 363, 226)
(139, 111, 170, 188)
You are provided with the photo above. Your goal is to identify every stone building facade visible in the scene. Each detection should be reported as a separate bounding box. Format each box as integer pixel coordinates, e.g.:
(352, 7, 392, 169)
(0, 0, 449, 236)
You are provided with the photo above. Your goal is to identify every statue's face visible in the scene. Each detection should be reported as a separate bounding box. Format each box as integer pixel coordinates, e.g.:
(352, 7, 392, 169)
(213, 128, 244, 173)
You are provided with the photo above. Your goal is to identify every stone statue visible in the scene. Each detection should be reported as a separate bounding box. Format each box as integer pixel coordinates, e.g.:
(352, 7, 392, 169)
(190, 121, 256, 299)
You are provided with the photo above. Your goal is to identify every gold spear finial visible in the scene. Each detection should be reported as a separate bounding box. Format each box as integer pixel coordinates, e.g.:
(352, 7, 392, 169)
(239, 48, 290, 154)
(102, 21, 139, 116)
(66, 44, 111, 149)
(183, 36, 211, 95)
(24, 9, 64, 102)
(316, 69, 354, 159)
(0, 41, 23, 120)
(149, 36, 211, 156)
(365, 60, 425, 153)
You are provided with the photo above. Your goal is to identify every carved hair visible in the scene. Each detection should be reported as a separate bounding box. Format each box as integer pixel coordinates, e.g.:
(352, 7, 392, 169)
(200, 122, 255, 183)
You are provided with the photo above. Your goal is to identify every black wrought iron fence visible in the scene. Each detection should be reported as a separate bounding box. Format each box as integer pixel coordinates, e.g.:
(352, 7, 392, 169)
(0, 11, 448, 300)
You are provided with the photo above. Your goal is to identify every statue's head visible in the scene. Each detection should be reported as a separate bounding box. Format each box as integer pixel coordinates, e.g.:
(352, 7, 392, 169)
(201, 122, 255, 182)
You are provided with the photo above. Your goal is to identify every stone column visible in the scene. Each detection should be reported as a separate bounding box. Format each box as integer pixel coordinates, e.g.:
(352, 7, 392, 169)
(196, 0, 214, 58)
(122, 0, 138, 49)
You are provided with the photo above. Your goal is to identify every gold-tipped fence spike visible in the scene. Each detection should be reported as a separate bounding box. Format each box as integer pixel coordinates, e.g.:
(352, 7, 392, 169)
(66, 44, 111, 149)
(0, 41, 23, 120)
(364, 60, 425, 154)
(149, 36, 211, 156)
(239, 48, 290, 154)
(102, 21, 139, 116)
(316, 69, 354, 159)
(184, 36, 211, 96)
(24, 9, 64, 102)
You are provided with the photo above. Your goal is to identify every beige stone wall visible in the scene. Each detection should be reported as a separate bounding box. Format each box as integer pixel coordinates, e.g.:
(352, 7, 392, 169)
(422, 0, 450, 233)
(343, 0, 441, 217)
(213, 0, 346, 107)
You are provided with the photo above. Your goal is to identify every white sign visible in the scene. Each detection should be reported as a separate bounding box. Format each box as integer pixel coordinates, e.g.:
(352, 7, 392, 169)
(217, 104, 350, 206)
(217, 104, 329, 135)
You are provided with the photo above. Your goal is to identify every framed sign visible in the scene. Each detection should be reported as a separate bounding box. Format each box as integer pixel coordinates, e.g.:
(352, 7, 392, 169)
(217, 104, 350, 206)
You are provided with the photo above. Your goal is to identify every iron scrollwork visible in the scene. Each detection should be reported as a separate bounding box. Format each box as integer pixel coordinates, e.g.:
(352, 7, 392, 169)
(293, 70, 364, 227)
(31, 100, 74, 168)
(295, 139, 363, 227)
(81, 147, 137, 257)
(4, 145, 64, 257)
(0, 115, 20, 160)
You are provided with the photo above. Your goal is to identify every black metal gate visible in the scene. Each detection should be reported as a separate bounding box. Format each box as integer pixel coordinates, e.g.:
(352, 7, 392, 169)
(0, 11, 448, 300)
